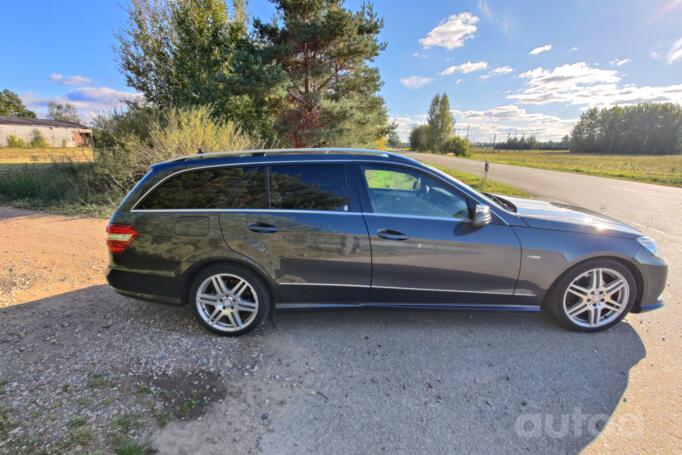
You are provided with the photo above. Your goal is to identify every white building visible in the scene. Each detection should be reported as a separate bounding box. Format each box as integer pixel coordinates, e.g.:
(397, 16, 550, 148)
(0, 117, 92, 148)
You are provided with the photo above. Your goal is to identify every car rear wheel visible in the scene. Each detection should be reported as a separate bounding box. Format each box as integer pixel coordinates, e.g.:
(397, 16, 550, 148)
(190, 264, 270, 336)
(546, 259, 636, 332)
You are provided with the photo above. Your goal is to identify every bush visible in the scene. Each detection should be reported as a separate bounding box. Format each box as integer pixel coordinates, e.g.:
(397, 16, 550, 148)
(409, 124, 430, 152)
(30, 129, 48, 148)
(442, 136, 471, 157)
(1, 105, 260, 216)
(6, 134, 27, 147)
(94, 105, 258, 192)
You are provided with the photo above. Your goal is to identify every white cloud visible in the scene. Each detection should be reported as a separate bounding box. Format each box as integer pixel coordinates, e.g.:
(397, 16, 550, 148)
(49, 73, 92, 86)
(452, 104, 576, 141)
(666, 37, 682, 63)
(479, 74, 491, 80)
(440, 60, 488, 75)
(609, 58, 631, 66)
(420, 12, 479, 50)
(478, 0, 492, 19)
(392, 105, 575, 142)
(651, 50, 661, 60)
(529, 44, 552, 55)
(400, 76, 433, 89)
(456, 78, 464, 84)
(491, 66, 514, 75)
(507, 61, 682, 106)
(569, 46, 579, 52)
(22, 86, 140, 123)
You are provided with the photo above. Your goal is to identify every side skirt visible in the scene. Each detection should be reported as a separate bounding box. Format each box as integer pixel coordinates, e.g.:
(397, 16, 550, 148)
(275, 302, 541, 312)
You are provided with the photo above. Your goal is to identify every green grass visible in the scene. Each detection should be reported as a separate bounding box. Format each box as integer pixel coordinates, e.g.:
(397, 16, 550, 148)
(428, 163, 528, 197)
(468, 148, 682, 187)
(0, 163, 118, 217)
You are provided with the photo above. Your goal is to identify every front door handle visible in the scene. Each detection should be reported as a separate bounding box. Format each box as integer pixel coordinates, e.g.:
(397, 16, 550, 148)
(377, 229, 409, 241)
(248, 222, 278, 234)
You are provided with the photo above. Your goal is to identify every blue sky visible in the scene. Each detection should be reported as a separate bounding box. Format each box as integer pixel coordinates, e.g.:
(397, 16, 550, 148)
(1, 0, 681, 141)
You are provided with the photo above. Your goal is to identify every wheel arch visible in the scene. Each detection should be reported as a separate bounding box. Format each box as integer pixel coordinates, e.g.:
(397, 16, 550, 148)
(543, 255, 644, 311)
(179, 258, 280, 305)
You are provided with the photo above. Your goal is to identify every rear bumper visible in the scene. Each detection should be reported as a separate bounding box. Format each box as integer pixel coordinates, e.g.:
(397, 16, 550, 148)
(107, 268, 182, 304)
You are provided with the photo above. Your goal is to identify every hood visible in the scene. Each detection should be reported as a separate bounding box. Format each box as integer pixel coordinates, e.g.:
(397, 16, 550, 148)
(498, 196, 641, 238)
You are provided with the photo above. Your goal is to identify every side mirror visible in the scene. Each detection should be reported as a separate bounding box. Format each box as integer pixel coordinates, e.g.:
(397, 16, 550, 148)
(473, 204, 492, 227)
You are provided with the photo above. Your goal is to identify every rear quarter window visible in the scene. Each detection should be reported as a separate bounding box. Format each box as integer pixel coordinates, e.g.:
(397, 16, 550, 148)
(135, 166, 267, 210)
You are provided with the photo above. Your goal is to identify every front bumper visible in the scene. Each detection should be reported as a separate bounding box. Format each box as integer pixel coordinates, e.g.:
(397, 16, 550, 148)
(632, 247, 667, 313)
(637, 299, 664, 313)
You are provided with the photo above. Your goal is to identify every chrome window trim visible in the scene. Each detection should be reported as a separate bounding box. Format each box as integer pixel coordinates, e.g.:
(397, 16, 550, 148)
(362, 212, 472, 224)
(131, 159, 356, 212)
(130, 158, 509, 225)
(130, 208, 361, 215)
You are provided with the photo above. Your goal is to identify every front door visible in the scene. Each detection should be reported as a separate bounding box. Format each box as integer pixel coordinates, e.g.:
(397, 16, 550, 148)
(356, 163, 521, 305)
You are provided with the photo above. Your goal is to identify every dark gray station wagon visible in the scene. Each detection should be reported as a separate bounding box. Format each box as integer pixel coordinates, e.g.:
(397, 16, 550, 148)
(106, 149, 667, 336)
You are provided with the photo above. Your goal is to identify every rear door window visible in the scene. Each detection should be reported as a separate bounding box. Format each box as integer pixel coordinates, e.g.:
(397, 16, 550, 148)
(136, 166, 267, 210)
(269, 164, 351, 212)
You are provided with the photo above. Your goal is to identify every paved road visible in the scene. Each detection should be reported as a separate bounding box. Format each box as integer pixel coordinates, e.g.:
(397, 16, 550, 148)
(157, 156, 681, 454)
(407, 152, 682, 239)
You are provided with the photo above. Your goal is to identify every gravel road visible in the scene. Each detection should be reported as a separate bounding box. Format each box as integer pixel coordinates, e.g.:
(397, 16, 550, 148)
(1, 155, 680, 454)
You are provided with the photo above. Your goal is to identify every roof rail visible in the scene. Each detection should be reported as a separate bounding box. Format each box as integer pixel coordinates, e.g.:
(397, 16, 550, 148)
(167, 147, 416, 163)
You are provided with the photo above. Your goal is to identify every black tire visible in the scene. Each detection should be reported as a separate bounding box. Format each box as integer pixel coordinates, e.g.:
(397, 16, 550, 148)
(544, 259, 637, 333)
(189, 263, 271, 336)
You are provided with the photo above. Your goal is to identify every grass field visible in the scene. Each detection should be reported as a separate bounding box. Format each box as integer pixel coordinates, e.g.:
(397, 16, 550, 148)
(0, 147, 94, 164)
(468, 148, 682, 187)
(428, 164, 528, 196)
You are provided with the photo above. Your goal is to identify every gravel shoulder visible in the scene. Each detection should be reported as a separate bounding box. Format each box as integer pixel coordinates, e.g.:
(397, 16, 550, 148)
(1, 196, 680, 454)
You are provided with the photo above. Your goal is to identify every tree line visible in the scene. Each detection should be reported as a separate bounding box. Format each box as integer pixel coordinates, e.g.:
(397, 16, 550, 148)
(116, 0, 390, 148)
(570, 103, 682, 154)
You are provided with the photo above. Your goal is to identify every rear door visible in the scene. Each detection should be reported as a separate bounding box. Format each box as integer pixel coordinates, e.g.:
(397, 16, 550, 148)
(355, 163, 521, 305)
(219, 162, 372, 303)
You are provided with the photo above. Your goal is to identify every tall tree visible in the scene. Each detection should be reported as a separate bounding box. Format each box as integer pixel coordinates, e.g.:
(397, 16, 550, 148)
(386, 121, 401, 148)
(116, 0, 258, 125)
(250, 0, 390, 147)
(0, 89, 36, 118)
(426, 93, 454, 153)
(47, 102, 81, 123)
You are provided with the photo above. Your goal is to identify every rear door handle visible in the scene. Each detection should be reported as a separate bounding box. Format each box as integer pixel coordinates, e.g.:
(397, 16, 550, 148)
(377, 229, 409, 241)
(248, 222, 278, 234)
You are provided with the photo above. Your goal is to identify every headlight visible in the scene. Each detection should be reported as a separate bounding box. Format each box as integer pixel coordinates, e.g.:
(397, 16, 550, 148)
(637, 235, 658, 255)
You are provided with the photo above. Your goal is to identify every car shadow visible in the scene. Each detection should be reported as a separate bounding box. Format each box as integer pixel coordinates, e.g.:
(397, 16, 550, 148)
(262, 309, 646, 454)
(0, 287, 645, 454)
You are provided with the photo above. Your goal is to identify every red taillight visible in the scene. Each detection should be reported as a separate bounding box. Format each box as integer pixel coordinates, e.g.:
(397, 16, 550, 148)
(106, 224, 139, 254)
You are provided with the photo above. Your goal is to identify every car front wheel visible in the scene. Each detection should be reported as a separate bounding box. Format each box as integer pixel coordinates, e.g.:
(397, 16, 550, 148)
(546, 259, 636, 332)
(190, 264, 270, 336)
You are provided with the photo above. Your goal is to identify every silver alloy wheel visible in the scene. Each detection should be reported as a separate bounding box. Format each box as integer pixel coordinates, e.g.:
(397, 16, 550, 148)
(562, 267, 629, 328)
(196, 273, 259, 332)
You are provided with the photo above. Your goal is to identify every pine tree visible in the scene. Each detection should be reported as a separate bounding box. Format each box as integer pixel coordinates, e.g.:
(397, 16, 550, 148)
(250, 0, 390, 147)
